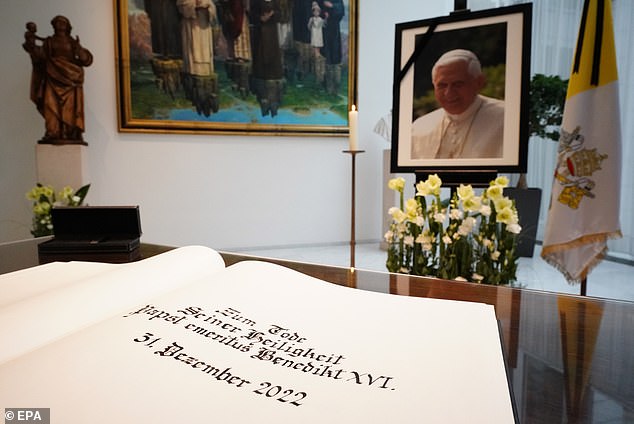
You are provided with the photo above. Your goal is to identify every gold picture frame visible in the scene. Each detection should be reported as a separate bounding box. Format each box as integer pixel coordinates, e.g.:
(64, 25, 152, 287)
(114, 0, 358, 136)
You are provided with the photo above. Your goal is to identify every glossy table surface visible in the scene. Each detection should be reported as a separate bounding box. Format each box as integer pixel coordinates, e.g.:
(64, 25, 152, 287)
(217, 250, 634, 424)
(3, 241, 633, 423)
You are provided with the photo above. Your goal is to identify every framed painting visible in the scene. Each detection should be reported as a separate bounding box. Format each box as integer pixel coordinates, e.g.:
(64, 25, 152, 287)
(114, 0, 358, 136)
(390, 4, 532, 177)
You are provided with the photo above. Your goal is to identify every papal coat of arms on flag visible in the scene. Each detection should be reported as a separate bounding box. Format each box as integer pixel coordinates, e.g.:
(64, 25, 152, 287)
(554, 125, 608, 210)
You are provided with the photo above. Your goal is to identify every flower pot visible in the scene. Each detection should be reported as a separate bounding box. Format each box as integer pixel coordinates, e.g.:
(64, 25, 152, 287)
(505, 187, 542, 257)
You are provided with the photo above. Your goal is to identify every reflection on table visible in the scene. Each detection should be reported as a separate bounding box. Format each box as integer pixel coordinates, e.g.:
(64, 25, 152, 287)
(219, 250, 634, 424)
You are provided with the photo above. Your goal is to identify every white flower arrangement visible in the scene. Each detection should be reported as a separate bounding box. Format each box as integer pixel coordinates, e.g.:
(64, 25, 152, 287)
(26, 183, 90, 237)
(385, 174, 521, 285)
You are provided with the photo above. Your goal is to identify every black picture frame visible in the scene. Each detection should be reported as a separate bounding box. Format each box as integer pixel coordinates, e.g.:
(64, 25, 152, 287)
(390, 4, 532, 178)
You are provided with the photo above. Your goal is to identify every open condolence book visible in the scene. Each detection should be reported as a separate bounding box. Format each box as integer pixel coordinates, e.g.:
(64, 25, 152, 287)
(0, 246, 515, 423)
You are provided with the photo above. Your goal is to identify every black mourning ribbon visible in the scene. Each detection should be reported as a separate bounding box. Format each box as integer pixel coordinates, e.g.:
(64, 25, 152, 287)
(396, 21, 438, 86)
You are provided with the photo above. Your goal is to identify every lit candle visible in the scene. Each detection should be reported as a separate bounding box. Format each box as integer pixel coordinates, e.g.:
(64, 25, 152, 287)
(348, 104, 358, 151)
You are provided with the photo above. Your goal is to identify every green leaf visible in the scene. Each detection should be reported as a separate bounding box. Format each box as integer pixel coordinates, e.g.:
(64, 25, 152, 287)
(74, 184, 91, 203)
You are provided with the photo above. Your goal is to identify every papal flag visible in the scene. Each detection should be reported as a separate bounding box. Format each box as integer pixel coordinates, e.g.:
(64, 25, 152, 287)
(541, 0, 622, 284)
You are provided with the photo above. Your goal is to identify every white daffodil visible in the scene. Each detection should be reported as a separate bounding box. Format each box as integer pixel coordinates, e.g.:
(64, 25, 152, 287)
(427, 174, 442, 195)
(506, 223, 522, 234)
(486, 184, 503, 201)
(415, 180, 432, 196)
(457, 184, 475, 200)
(388, 177, 405, 193)
(462, 195, 482, 212)
(493, 176, 509, 188)
(458, 219, 475, 236)
(496, 207, 516, 225)
(450, 208, 463, 220)
(416, 232, 432, 245)
(390, 208, 407, 224)
(479, 204, 492, 217)
(405, 198, 419, 220)
(493, 197, 513, 212)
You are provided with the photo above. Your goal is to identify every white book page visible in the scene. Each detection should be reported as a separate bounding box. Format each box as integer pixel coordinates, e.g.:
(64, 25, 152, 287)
(0, 261, 116, 308)
(0, 260, 514, 423)
(0, 246, 225, 364)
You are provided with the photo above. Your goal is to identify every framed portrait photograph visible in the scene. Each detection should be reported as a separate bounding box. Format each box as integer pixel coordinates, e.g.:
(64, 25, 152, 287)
(114, 0, 358, 136)
(390, 4, 532, 175)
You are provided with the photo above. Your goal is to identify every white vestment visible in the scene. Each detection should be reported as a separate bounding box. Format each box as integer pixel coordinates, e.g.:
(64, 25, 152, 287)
(177, 0, 216, 76)
(411, 95, 504, 159)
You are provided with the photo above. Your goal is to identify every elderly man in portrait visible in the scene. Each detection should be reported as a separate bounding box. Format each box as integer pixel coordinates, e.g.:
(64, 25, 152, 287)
(411, 49, 504, 159)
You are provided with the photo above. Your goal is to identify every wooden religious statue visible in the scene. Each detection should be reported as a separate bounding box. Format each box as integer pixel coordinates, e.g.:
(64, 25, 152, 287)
(22, 16, 93, 145)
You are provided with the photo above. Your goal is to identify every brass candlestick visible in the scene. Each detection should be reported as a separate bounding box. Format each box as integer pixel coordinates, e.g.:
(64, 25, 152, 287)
(343, 150, 365, 269)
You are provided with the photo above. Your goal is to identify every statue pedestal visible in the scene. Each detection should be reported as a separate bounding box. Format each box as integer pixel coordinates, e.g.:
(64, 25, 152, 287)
(35, 144, 89, 190)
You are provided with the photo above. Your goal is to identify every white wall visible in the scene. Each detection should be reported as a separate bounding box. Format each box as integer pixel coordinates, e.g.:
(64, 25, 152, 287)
(0, 0, 450, 250)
